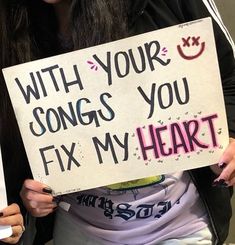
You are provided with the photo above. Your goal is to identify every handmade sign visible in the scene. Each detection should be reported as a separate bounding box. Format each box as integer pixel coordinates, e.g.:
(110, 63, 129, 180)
(0, 146, 12, 239)
(3, 18, 229, 195)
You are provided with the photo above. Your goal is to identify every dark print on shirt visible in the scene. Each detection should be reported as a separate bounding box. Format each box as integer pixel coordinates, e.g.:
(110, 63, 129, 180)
(76, 194, 173, 220)
(75, 175, 180, 220)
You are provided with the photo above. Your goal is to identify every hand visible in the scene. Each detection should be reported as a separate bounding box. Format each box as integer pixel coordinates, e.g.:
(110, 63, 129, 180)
(20, 179, 57, 217)
(0, 203, 24, 244)
(212, 138, 235, 187)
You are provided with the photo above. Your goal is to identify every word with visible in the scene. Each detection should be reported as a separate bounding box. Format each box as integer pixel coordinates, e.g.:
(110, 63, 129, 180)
(137, 114, 218, 160)
(76, 194, 172, 220)
(138, 77, 189, 118)
(30, 92, 114, 136)
(15, 65, 83, 104)
(92, 40, 171, 86)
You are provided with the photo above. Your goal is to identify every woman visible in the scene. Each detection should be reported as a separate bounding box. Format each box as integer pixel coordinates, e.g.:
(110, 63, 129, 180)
(1, 0, 235, 244)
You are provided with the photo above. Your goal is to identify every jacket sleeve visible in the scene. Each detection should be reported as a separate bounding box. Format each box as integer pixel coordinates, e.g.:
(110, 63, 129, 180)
(181, 0, 235, 138)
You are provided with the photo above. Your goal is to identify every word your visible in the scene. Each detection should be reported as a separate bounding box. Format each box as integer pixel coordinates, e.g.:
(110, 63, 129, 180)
(137, 114, 218, 160)
(93, 40, 171, 85)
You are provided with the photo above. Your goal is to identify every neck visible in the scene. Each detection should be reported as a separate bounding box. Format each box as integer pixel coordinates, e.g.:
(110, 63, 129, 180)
(53, 0, 71, 38)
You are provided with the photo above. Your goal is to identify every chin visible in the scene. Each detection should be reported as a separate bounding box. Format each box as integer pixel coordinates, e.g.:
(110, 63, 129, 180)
(42, 0, 64, 4)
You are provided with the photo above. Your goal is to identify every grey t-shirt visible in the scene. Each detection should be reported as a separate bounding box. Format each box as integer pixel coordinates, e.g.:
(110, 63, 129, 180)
(59, 171, 208, 244)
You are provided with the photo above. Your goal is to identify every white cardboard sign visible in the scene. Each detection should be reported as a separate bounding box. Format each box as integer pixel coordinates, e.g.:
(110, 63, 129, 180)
(2, 18, 228, 195)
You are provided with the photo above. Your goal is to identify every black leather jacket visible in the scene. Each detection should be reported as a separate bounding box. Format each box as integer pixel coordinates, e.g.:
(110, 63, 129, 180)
(1, 0, 234, 245)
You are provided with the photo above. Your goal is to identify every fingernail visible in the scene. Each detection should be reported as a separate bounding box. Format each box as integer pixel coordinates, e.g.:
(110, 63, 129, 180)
(218, 162, 227, 169)
(0, 212, 3, 217)
(42, 187, 52, 194)
(212, 179, 228, 187)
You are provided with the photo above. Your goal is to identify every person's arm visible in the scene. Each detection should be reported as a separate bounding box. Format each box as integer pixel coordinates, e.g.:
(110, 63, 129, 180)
(0, 204, 24, 245)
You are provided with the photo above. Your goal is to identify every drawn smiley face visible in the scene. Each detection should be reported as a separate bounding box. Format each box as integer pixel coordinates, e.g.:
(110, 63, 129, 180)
(177, 36, 205, 60)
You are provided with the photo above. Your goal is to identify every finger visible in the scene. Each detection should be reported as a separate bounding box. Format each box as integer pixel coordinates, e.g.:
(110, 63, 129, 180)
(1, 225, 23, 244)
(219, 140, 235, 164)
(23, 190, 54, 204)
(0, 204, 20, 217)
(217, 158, 235, 182)
(227, 176, 235, 186)
(22, 179, 52, 194)
(0, 213, 23, 227)
(1, 236, 20, 244)
(29, 200, 57, 209)
(11, 224, 24, 238)
(31, 208, 55, 217)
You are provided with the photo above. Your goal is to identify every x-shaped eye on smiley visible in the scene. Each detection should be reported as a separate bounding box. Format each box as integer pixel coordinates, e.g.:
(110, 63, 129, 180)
(182, 36, 200, 47)
(177, 36, 206, 60)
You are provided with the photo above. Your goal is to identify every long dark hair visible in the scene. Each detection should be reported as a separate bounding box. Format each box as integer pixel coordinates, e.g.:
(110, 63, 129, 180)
(0, 0, 129, 202)
(5, 0, 128, 63)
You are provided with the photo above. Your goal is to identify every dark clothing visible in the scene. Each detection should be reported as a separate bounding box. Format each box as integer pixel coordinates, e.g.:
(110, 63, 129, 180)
(1, 0, 234, 245)
(129, 1, 235, 244)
